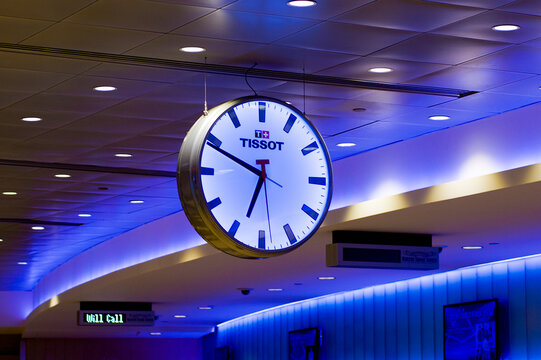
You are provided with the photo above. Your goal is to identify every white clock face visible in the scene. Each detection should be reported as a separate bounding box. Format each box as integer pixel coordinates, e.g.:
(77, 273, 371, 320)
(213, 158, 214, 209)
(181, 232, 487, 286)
(197, 99, 331, 253)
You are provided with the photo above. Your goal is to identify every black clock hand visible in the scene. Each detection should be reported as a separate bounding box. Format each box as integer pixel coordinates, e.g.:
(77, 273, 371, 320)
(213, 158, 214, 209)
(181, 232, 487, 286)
(207, 141, 283, 188)
(246, 176, 264, 218)
(246, 160, 269, 218)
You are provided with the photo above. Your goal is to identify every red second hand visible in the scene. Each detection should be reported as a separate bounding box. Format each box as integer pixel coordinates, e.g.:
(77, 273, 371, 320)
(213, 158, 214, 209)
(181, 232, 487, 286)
(256, 159, 273, 244)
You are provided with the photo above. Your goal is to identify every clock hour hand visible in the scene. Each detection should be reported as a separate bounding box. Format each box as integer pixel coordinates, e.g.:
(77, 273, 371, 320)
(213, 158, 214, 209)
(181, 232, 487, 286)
(207, 141, 283, 188)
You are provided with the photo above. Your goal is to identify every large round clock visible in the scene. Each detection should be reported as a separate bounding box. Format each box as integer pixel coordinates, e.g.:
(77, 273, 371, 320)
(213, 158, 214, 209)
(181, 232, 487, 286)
(177, 96, 332, 258)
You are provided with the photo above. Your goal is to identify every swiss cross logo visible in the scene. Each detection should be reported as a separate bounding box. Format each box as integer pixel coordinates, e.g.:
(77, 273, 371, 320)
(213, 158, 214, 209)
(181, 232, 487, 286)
(255, 130, 270, 138)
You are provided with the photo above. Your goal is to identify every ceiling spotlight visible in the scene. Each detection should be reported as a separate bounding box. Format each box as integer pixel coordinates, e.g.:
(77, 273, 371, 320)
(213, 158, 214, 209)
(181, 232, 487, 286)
(115, 153, 133, 158)
(174, 315, 187, 318)
(429, 115, 451, 121)
(318, 276, 335, 280)
(287, 0, 317, 7)
(54, 174, 71, 178)
(0, 239, 3, 242)
(32, 226, 45, 231)
(130, 200, 144, 204)
(78, 214, 92, 218)
(21, 117, 42, 122)
(337, 142, 356, 148)
(267, 288, 283, 292)
(2, 191, 17, 196)
(150, 332, 161, 336)
(492, 24, 520, 32)
(18, 262, 28, 265)
(198, 306, 213, 310)
(93, 86, 117, 92)
(369, 67, 393, 73)
(352, 107, 366, 112)
(180, 46, 206, 53)
(462, 246, 483, 250)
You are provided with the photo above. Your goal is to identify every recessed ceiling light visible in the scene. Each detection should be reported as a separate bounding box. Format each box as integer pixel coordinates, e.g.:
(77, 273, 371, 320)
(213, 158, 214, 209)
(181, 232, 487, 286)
(287, 0, 317, 7)
(337, 142, 356, 148)
(180, 46, 206, 53)
(0, 239, 3, 242)
(130, 200, 144, 204)
(78, 213, 92, 218)
(21, 117, 42, 122)
(462, 246, 483, 250)
(492, 24, 520, 32)
(369, 67, 393, 73)
(115, 153, 133, 158)
(489, 242, 500, 246)
(54, 174, 71, 178)
(429, 115, 451, 121)
(198, 306, 213, 310)
(318, 276, 335, 280)
(93, 86, 117, 92)
(267, 288, 283, 292)
(352, 107, 366, 112)
(18, 262, 28, 265)
(174, 315, 187, 318)
(32, 226, 45, 231)
(2, 191, 17, 196)
(150, 332, 161, 336)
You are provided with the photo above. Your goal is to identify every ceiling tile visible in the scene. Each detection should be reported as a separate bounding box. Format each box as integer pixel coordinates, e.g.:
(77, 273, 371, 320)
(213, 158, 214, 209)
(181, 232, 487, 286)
(432, 10, 541, 43)
(333, 0, 483, 32)
(224, 45, 359, 74)
(22, 22, 161, 53)
(0, 143, 99, 163)
(25, 129, 129, 147)
(10, 94, 124, 114)
(0, 90, 32, 108)
(317, 57, 448, 83)
(126, 33, 263, 63)
(84, 63, 194, 83)
(66, 0, 214, 32)
(225, 0, 372, 20)
(0, 16, 53, 42)
(486, 75, 541, 96)
(266, 82, 373, 101)
(495, 0, 541, 15)
(62, 114, 169, 135)
(423, 0, 515, 9)
(358, 91, 452, 107)
(0, 0, 95, 21)
(372, 33, 512, 65)
(172, 9, 318, 43)
(307, 114, 375, 137)
(462, 45, 541, 74)
(109, 135, 182, 152)
(0, 68, 73, 93)
(431, 92, 541, 113)
(381, 107, 496, 127)
(278, 21, 417, 55)
(407, 66, 534, 91)
(0, 109, 87, 129)
(44, 75, 168, 98)
(148, 0, 236, 8)
(102, 99, 202, 120)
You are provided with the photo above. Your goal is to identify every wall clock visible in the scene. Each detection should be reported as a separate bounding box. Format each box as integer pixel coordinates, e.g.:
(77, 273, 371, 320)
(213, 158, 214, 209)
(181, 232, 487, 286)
(177, 96, 332, 258)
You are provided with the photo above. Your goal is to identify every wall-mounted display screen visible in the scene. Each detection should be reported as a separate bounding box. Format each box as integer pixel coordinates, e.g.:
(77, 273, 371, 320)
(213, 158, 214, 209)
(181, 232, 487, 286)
(444, 299, 498, 360)
(289, 327, 320, 360)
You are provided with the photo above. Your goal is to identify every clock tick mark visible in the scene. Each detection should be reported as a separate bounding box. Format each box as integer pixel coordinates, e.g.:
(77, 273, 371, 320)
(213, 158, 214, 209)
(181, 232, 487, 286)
(228, 109, 241, 128)
(207, 197, 222, 210)
(284, 224, 296, 245)
(302, 204, 319, 221)
(228, 220, 240, 237)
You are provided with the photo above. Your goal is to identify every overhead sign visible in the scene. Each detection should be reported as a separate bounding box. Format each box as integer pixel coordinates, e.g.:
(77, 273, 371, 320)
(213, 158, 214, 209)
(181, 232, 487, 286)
(78, 310, 155, 326)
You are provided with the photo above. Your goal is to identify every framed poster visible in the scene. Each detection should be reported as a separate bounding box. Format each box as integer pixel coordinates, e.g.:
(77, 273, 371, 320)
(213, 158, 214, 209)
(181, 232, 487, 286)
(444, 299, 498, 360)
(289, 327, 320, 360)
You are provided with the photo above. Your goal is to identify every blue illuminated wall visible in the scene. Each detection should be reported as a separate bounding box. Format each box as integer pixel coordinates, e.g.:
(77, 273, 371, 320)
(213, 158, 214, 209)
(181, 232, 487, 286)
(216, 255, 541, 359)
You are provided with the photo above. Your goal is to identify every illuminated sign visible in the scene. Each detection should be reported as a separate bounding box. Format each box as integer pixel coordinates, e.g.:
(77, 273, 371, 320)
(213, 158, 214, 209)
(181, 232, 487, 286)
(78, 311, 155, 326)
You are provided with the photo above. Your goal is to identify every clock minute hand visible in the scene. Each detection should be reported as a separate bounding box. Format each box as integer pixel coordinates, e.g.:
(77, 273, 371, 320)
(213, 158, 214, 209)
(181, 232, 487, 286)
(207, 141, 282, 188)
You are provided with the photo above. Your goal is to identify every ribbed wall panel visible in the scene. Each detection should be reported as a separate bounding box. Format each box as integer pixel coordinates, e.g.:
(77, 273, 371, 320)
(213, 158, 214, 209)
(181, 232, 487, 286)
(216, 255, 541, 359)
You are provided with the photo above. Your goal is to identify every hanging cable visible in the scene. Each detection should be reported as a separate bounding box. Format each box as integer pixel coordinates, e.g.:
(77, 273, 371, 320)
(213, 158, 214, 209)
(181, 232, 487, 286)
(203, 56, 208, 116)
(245, 62, 258, 96)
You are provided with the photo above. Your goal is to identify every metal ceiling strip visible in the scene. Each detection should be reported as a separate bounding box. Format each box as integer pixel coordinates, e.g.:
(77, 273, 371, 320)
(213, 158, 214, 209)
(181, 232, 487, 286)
(0, 158, 176, 177)
(0, 42, 476, 98)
